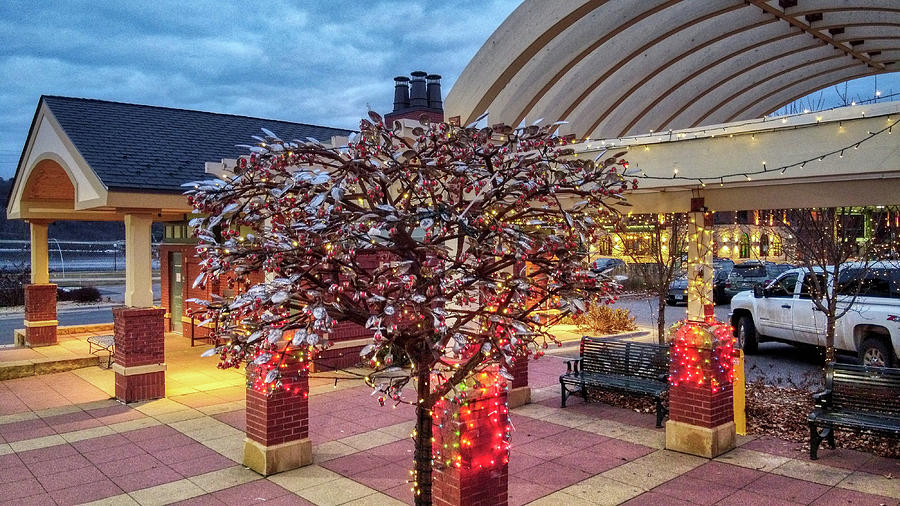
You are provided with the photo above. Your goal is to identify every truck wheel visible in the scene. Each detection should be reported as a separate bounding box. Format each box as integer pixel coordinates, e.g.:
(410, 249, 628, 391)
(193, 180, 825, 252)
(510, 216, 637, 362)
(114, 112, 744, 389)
(859, 337, 894, 368)
(737, 315, 758, 354)
(666, 297, 677, 306)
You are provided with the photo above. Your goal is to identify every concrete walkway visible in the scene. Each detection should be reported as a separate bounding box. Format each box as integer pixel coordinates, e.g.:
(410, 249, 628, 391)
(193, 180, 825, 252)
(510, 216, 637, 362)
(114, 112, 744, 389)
(0, 334, 897, 505)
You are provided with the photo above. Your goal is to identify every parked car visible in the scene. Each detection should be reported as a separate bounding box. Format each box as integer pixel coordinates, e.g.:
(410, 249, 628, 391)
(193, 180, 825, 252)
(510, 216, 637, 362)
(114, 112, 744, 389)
(591, 257, 626, 277)
(666, 259, 734, 305)
(723, 261, 789, 299)
(729, 262, 900, 367)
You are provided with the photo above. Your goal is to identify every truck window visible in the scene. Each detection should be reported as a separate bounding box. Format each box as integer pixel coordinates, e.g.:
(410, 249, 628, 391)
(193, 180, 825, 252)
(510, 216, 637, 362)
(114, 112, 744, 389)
(799, 273, 826, 299)
(839, 268, 895, 298)
(769, 273, 798, 297)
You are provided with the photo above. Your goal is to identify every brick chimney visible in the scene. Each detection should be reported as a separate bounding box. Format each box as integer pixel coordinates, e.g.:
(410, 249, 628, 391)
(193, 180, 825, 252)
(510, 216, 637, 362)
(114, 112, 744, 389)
(385, 71, 444, 126)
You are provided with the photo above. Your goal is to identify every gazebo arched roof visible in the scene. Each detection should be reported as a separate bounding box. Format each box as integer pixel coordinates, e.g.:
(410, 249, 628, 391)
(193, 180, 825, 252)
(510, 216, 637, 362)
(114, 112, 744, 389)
(445, 0, 900, 139)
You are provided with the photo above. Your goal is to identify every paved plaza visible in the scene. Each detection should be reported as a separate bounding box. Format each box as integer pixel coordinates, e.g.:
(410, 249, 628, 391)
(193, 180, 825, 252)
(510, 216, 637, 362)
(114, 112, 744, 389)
(0, 334, 897, 505)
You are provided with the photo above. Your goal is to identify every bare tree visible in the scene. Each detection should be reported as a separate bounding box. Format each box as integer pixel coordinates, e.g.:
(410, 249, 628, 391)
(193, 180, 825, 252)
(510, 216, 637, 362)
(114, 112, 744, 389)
(611, 213, 689, 343)
(187, 114, 630, 505)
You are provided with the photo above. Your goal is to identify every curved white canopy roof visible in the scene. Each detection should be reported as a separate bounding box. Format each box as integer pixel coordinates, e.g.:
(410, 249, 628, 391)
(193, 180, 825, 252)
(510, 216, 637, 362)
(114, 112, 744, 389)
(446, 0, 900, 139)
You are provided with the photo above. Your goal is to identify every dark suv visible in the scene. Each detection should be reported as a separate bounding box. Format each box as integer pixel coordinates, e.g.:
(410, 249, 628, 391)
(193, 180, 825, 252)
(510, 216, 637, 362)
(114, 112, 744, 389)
(666, 258, 734, 305)
(723, 261, 791, 299)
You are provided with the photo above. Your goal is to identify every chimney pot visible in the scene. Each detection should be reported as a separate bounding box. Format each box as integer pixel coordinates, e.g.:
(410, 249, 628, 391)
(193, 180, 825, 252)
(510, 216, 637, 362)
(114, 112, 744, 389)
(409, 71, 428, 108)
(393, 76, 410, 111)
(426, 74, 443, 110)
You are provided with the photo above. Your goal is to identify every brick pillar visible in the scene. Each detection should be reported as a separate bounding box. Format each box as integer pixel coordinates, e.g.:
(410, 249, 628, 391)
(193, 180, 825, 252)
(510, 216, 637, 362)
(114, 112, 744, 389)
(243, 359, 312, 475)
(24, 284, 58, 346)
(432, 371, 510, 506)
(665, 321, 736, 458)
(112, 307, 166, 403)
(508, 354, 530, 408)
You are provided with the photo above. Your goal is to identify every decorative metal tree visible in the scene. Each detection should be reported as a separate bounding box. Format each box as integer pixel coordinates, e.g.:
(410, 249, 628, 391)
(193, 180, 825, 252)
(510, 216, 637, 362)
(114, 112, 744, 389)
(186, 113, 630, 505)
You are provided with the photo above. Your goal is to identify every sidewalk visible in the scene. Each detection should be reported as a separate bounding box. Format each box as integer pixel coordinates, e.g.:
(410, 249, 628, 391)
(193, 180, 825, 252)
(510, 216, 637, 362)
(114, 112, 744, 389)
(0, 338, 896, 505)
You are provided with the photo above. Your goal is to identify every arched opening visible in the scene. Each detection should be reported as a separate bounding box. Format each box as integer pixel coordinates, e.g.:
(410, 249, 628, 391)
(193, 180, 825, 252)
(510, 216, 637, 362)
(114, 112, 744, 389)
(771, 234, 783, 257)
(760, 233, 770, 257)
(23, 159, 76, 203)
(739, 233, 750, 259)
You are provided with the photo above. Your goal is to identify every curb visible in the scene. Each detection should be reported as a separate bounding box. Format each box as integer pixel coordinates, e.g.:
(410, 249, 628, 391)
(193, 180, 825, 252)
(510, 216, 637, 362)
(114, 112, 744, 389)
(0, 355, 102, 380)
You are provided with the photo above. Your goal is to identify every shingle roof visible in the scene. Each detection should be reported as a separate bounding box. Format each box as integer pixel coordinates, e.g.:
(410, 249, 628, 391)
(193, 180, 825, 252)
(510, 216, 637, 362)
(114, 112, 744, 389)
(41, 96, 353, 193)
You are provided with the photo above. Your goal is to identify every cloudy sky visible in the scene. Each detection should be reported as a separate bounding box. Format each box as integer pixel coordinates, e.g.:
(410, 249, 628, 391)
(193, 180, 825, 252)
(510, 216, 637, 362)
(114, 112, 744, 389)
(1, 1, 897, 180)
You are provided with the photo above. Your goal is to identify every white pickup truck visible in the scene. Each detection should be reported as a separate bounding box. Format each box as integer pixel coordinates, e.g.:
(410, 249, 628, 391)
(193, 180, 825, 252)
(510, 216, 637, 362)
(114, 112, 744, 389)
(729, 263, 900, 367)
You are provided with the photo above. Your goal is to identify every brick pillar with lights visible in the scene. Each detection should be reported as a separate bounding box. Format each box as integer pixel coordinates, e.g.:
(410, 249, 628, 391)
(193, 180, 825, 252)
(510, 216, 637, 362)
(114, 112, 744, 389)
(243, 356, 312, 475)
(432, 368, 510, 506)
(665, 198, 736, 458)
(508, 354, 530, 408)
(112, 307, 166, 402)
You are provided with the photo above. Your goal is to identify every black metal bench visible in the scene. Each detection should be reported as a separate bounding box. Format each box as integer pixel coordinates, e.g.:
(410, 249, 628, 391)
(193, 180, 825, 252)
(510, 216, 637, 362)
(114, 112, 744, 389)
(560, 337, 670, 427)
(87, 334, 115, 368)
(808, 362, 900, 459)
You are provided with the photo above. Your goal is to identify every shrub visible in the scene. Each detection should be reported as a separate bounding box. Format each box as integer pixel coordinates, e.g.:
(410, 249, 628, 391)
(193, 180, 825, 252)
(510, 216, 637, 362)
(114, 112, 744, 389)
(570, 304, 638, 335)
(58, 286, 102, 303)
(0, 268, 28, 307)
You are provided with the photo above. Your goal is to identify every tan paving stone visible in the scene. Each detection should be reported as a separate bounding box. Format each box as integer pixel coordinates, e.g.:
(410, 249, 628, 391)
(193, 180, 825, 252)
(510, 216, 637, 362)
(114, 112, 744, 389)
(578, 419, 632, 438)
(77, 399, 121, 411)
(313, 440, 357, 463)
(511, 403, 557, 419)
(772, 458, 852, 486)
(539, 411, 595, 428)
(153, 407, 205, 424)
(108, 417, 161, 433)
(201, 434, 245, 462)
(295, 476, 377, 505)
(61, 425, 115, 443)
(9, 433, 66, 452)
(266, 464, 342, 492)
(714, 447, 791, 472)
(735, 433, 758, 446)
(600, 450, 704, 491)
(615, 427, 665, 449)
(339, 428, 402, 451)
(559, 475, 646, 505)
(188, 464, 260, 493)
(0, 411, 37, 425)
(378, 420, 415, 439)
(0, 443, 12, 456)
(837, 471, 900, 500)
(132, 398, 188, 416)
(196, 400, 244, 415)
(35, 404, 83, 418)
(81, 493, 140, 505)
(128, 478, 207, 505)
(528, 489, 611, 506)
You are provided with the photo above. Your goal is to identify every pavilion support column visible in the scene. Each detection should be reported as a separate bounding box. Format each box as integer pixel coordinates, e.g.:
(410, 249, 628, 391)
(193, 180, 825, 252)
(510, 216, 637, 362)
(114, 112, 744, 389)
(243, 357, 312, 475)
(666, 197, 735, 458)
(24, 220, 57, 347)
(113, 213, 165, 403)
(508, 354, 531, 408)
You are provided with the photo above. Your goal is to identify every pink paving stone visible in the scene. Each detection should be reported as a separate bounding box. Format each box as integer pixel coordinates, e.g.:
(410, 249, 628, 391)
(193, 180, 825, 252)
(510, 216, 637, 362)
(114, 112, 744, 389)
(110, 464, 183, 492)
(858, 455, 900, 476)
(809, 486, 897, 505)
(212, 409, 245, 430)
(36, 464, 106, 492)
(16, 493, 56, 506)
(683, 460, 766, 489)
(309, 420, 371, 442)
(545, 428, 610, 449)
(171, 495, 227, 506)
(743, 472, 831, 504)
(716, 488, 802, 506)
(18, 442, 78, 464)
(622, 491, 695, 506)
(0, 417, 51, 435)
(26, 453, 92, 477)
(514, 437, 580, 460)
(1, 425, 56, 442)
(168, 453, 235, 477)
(507, 478, 554, 506)
(0, 477, 45, 500)
(512, 419, 569, 439)
(513, 459, 592, 490)
(595, 437, 656, 461)
(742, 435, 806, 459)
(650, 475, 739, 505)
(384, 482, 415, 504)
(363, 439, 415, 463)
(49, 477, 123, 506)
(211, 479, 290, 503)
(342, 462, 409, 491)
(136, 432, 197, 453)
(151, 442, 220, 465)
(508, 452, 547, 475)
(321, 452, 392, 478)
(0, 464, 30, 485)
(82, 443, 148, 465)
(551, 447, 635, 475)
(246, 494, 316, 506)
(807, 446, 875, 471)
(121, 424, 181, 442)
(71, 433, 131, 453)
(96, 453, 165, 478)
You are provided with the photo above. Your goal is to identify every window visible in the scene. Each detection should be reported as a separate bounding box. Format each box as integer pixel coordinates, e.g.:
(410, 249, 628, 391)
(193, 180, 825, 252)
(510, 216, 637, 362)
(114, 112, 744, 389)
(839, 268, 895, 298)
(738, 233, 750, 258)
(771, 235, 782, 256)
(759, 234, 769, 256)
(799, 273, 826, 299)
(595, 235, 612, 256)
(769, 273, 798, 298)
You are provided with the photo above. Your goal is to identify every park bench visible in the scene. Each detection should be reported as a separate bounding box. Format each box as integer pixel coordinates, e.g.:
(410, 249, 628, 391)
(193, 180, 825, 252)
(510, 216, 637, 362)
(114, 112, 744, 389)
(560, 337, 670, 427)
(808, 362, 900, 459)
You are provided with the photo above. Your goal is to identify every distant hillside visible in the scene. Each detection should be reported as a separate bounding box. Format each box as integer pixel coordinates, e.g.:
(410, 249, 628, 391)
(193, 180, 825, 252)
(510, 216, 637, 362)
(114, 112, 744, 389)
(0, 178, 163, 241)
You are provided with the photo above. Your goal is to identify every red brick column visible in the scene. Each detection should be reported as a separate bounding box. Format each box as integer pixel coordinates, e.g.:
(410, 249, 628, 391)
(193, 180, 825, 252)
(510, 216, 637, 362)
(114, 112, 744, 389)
(432, 374, 510, 506)
(243, 359, 312, 475)
(508, 354, 530, 408)
(665, 327, 736, 458)
(112, 307, 166, 403)
(24, 284, 58, 346)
